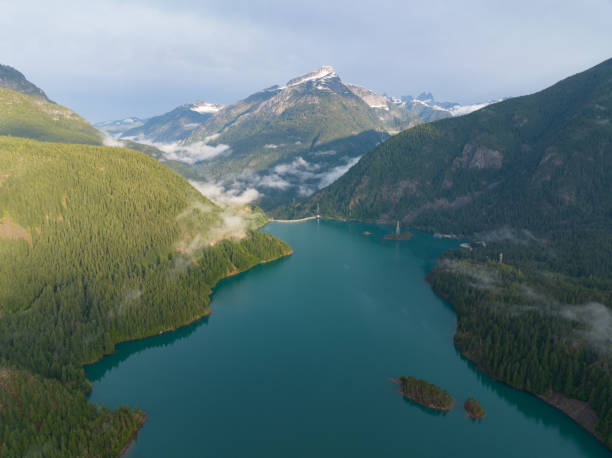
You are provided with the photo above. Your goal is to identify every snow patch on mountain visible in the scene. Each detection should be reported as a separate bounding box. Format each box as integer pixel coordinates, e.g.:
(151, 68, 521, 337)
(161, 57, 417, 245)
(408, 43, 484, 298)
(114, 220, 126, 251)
(190, 101, 224, 114)
(393, 93, 496, 117)
(286, 66, 337, 87)
(447, 102, 491, 116)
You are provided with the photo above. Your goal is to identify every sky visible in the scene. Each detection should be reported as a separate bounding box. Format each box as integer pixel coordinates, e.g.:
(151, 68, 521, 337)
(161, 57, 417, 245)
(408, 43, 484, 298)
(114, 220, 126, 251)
(1, 0, 611, 122)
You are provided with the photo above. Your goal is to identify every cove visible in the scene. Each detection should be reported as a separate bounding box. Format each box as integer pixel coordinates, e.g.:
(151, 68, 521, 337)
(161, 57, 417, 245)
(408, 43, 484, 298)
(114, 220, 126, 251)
(86, 220, 611, 457)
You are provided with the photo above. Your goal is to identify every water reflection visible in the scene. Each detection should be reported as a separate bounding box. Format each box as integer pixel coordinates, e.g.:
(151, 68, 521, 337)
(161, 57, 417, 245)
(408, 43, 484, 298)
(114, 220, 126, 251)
(87, 221, 610, 457)
(457, 349, 608, 452)
(85, 315, 210, 383)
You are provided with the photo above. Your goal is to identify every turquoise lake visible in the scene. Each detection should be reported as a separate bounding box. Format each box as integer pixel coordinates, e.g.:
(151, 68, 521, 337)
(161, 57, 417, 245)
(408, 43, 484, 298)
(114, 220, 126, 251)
(86, 220, 611, 457)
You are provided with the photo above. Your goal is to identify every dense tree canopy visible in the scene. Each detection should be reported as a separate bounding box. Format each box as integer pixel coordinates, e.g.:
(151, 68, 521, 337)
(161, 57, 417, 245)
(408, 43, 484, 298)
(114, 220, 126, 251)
(0, 136, 291, 456)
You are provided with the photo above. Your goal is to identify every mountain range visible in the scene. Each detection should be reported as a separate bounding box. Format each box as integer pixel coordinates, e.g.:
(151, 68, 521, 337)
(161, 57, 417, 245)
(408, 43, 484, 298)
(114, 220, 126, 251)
(97, 66, 493, 208)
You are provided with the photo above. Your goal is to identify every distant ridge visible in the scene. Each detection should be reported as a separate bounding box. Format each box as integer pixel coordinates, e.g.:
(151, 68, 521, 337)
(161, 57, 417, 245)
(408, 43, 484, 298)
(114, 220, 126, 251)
(0, 64, 50, 101)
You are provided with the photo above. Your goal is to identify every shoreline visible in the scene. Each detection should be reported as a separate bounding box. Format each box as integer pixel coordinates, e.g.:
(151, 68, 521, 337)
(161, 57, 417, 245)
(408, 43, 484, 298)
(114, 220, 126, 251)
(426, 248, 609, 449)
(270, 217, 607, 447)
(440, 317, 605, 446)
(269, 216, 317, 223)
(82, 249, 292, 367)
(80, 308, 215, 367)
(119, 412, 147, 457)
(84, 219, 607, 452)
(82, 248, 293, 453)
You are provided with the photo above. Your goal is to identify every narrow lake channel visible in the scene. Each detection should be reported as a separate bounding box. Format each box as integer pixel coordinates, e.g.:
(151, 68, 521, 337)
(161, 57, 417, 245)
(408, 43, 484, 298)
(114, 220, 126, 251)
(86, 220, 610, 457)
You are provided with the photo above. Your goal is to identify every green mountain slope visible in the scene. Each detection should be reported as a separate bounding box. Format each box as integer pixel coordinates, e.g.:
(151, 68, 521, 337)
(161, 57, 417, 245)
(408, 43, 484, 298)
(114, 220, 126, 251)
(0, 88, 102, 145)
(0, 135, 290, 456)
(286, 58, 612, 447)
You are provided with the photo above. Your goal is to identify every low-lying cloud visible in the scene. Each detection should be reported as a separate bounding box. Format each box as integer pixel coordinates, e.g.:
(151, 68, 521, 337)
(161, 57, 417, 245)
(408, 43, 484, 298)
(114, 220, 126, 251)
(318, 156, 360, 188)
(173, 183, 265, 259)
(189, 180, 261, 205)
(102, 134, 125, 147)
(160, 141, 231, 164)
(241, 155, 361, 197)
(440, 260, 612, 357)
(123, 136, 231, 164)
(561, 303, 612, 356)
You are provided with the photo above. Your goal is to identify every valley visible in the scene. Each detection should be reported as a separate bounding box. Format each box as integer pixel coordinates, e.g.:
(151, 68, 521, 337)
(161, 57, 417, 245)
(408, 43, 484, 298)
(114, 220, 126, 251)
(97, 67, 492, 209)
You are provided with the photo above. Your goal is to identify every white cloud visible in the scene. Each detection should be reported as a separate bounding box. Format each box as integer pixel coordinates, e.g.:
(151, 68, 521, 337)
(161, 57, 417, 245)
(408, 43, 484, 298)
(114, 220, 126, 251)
(258, 174, 291, 190)
(101, 134, 125, 147)
(189, 180, 261, 205)
(226, 154, 362, 199)
(318, 156, 361, 188)
(561, 303, 612, 355)
(123, 137, 231, 164)
(160, 141, 231, 164)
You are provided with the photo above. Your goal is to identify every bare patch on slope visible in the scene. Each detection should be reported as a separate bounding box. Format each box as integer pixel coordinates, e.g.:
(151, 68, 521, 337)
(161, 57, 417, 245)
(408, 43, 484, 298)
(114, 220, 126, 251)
(0, 214, 32, 246)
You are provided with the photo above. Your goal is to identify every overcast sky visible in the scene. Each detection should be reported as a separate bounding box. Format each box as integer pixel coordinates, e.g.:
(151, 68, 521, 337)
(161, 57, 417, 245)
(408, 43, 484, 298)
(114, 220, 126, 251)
(1, 0, 611, 122)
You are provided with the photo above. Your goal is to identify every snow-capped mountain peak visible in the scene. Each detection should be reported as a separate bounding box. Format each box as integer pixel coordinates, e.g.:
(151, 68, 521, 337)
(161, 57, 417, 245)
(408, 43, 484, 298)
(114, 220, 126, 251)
(286, 66, 338, 87)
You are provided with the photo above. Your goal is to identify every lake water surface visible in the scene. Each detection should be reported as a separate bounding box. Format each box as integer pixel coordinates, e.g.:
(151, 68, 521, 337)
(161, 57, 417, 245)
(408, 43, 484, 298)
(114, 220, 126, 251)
(86, 220, 610, 457)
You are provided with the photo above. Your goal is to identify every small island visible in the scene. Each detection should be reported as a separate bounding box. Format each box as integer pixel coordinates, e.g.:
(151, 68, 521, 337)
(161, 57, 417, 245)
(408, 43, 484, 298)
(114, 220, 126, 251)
(464, 397, 486, 419)
(393, 376, 455, 411)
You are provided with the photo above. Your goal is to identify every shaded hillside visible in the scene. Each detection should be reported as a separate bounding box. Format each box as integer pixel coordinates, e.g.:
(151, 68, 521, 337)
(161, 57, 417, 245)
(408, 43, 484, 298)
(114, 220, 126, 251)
(285, 57, 612, 448)
(288, 58, 612, 237)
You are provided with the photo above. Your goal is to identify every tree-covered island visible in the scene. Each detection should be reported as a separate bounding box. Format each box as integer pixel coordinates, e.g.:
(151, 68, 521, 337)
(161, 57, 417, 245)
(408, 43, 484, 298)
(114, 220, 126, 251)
(393, 376, 455, 411)
(464, 397, 486, 419)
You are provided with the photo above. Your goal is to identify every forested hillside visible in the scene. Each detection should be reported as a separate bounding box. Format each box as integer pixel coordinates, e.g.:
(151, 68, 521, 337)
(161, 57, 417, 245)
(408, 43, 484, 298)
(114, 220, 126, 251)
(0, 136, 291, 456)
(284, 58, 612, 447)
